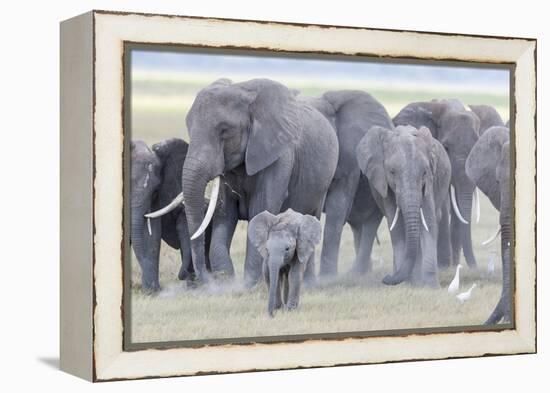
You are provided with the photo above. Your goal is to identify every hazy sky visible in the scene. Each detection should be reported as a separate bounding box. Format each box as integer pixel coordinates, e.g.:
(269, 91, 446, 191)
(132, 49, 510, 91)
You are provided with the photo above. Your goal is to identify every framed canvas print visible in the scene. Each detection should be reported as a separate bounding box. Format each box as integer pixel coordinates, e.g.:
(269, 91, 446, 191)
(60, 10, 537, 382)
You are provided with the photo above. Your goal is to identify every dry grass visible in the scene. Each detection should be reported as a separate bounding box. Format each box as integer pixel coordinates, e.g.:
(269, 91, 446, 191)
(129, 71, 507, 344)
(130, 197, 502, 343)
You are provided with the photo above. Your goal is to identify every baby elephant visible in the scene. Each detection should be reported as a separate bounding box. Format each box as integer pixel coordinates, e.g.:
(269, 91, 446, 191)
(248, 209, 322, 317)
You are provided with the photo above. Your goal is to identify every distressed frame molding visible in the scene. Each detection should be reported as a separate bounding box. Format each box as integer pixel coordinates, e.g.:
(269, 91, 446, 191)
(60, 10, 536, 382)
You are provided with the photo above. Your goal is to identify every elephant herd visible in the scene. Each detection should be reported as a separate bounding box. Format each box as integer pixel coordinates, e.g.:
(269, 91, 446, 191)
(131, 77, 511, 324)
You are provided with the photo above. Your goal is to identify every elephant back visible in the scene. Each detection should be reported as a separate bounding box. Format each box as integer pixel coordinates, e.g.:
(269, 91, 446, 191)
(323, 90, 393, 179)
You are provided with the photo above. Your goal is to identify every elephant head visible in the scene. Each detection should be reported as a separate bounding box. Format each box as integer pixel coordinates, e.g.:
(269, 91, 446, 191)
(394, 100, 481, 267)
(149, 78, 303, 282)
(468, 104, 504, 134)
(248, 209, 321, 316)
(357, 125, 447, 285)
(130, 140, 163, 292)
(466, 126, 511, 323)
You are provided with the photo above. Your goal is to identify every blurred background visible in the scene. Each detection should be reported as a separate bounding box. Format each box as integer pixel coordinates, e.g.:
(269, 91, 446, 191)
(130, 48, 510, 145)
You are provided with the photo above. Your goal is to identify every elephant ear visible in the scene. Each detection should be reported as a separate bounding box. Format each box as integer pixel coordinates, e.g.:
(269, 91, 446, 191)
(356, 126, 389, 198)
(248, 211, 277, 259)
(466, 126, 510, 209)
(297, 215, 322, 264)
(152, 138, 188, 165)
(152, 138, 188, 201)
(244, 81, 300, 176)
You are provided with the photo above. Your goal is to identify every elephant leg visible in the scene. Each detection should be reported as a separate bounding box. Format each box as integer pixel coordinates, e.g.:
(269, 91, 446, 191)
(287, 260, 304, 310)
(319, 174, 359, 276)
(351, 223, 362, 260)
(303, 256, 316, 286)
(437, 201, 452, 268)
(450, 213, 463, 266)
(208, 197, 238, 278)
(176, 214, 193, 281)
(351, 209, 383, 274)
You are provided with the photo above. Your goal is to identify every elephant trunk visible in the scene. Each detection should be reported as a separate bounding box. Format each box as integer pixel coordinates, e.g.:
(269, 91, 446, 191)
(485, 209, 512, 324)
(268, 263, 281, 317)
(457, 187, 478, 268)
(383, 200, 421, 286)
(181, 157, 212, 282)
(130, 204, 160, 292)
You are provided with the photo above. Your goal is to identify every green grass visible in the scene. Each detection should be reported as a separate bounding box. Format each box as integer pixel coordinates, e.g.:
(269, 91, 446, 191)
(130, 71, 507, 344)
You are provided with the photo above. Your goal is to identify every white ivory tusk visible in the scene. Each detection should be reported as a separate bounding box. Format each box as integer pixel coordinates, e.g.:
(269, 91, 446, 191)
(147, 217, 152, 236)
(482, 227, 501, 246)
(475, 188, 481, 224)
(389, 206, 400, 231)
(191, 176, 220, 240)
(420, 208, 429, 232)
(450, 185, 469, 224)
(145, 193, 184, 218)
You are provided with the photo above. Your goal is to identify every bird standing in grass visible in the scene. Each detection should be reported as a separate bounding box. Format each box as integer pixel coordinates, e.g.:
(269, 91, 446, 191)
(456, 283, 477, 304)
(448, 265, 462, 294)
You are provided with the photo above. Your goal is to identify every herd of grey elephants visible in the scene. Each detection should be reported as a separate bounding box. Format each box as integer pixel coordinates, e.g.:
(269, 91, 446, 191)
(131, 78, 511, 323)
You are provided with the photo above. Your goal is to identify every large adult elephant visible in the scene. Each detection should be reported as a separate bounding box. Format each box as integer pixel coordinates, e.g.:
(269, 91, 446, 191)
(131, 139, 210, 292)
(393, 100, 481, 269)
(356, 125, 451, 287)
(466, 126, 511, 324)
(306, 90, 392, 276)
(468, 104, 504, 133)
(150, 78, 339, 285)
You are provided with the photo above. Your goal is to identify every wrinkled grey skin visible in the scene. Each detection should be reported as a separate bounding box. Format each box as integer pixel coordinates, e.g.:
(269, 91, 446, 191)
(181, 78, 338, 285)
(130, 139, 210, 292)
(469, 104, 504, 133)
(248, 209, 322, 316)
(393, 100, 480, 268)
(356, 126, 451, 287)
(466, 126, 511, 324)
(306, 91, 392, 276)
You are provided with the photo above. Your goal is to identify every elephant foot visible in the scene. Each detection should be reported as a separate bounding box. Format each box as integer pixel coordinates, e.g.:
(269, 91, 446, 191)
(437, 259, 451, 269)
(212, 269, 235, 282)
(465, 258, 478, 269)
(141, 280, 161, 294)
(184, 272, 212, 289)
(178, 266, 192, 281)
(382, 273, 407, 286)
(286, 301, 298, 311)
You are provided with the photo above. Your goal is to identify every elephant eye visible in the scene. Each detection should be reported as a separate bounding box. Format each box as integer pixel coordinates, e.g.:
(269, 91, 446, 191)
(220, 127, 237, 139)
(285, 245, 290, 252)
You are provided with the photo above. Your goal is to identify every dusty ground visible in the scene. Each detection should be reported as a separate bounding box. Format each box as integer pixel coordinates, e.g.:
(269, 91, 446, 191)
(129, 70, 507, 344)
